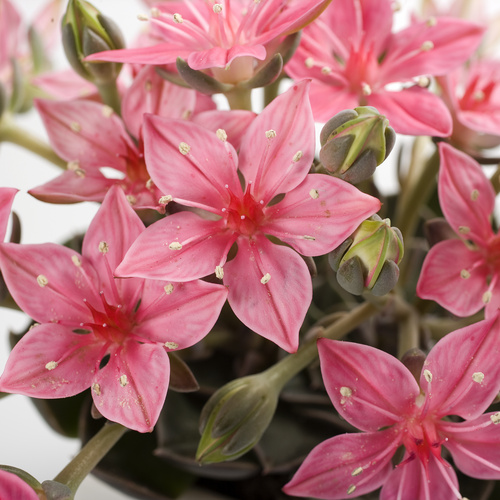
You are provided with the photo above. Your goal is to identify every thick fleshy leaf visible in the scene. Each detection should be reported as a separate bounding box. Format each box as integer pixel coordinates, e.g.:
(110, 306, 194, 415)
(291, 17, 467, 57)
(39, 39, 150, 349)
(380, 18, 484, 83)
(317, 339, 420, 431)
(92, 341, 169, 432)
(416, 239, 489, 317)
(0, 187, 17, 240)
(438, 142, 495, 246)
(143, 115, 241, 213)
(122, 65, 197, 139)
(223, 235, 311, 353)
(34, 98, 134, 170)
(367, 87, 452, 136)
(0, 323, 102, 398)
(0, 242, 96, 323)
(442, 413, 500, 479)
(420, 312, 500, 420)
(381, 454, 459, 500)
(0, 470, 39, 500)
(283, 429, 398, 500)
(263, 174, 380, 256)
(116, 212, 236, 282)
(238, 81, 315, 204)
(134, 279, 227, 348)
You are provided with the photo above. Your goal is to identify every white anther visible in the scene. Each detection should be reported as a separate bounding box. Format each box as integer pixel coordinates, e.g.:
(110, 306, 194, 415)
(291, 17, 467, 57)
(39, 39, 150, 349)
(159, 195, 173, 204)
(473, 90, 485, 101)
(151, 7, 160, 17)
(67, 160, 80, 171)
(471, 189, 479, 201)
(164, 283, 174, 294)
(347, 485, 356, 495)
(293, 151, 303, 162)
(72, 255, 82, 267)
(423, 369, 433, 383)
(491, 412, 500, 424)
(321, 66, 332, 75)
(92, 383, 101, 395)
(70, 122, 81, 133)
(420, 41, 434, 52)
(483, 291, 492, 304)
(215, 265, 224, 279)
(351, 467, 363, 476)
(119, 374, 128, 387)
(361, 83, 372, 95)
(45, 361, 58, 371)
(216, 129, 227, 142)
(303, 235, 316, 241)
(169, 242, 183, 250)
(164, 341, 179, 349)
(261, 273, 271, 284)
(416, 76, 430, 88)
(305, 57, 314, 68)
(146, 179, 154, 190)
(137, 13, 149, 21)
(426, 17, 437, 27)
(265, 130, 277, 139)
(213, 3, 223, 13)
(99, 241, 109, 254)
(37, 275, 49, 287)
(101, 105, 113, 117)
(460, 269, 470, 279)
(340, 386, 352, 397)
(472, 372, 484, 383)
(126, 194, 137, 205)
(179, 142, 190, 155)
(309, 189, 319, 199)
(458, 226, 470, 234)
(173, 13, 183, 23)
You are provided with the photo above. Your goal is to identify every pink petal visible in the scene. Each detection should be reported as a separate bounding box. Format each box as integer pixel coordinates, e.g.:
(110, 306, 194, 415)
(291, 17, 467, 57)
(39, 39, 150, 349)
(187, 44, 266, 70)
(34, 98, 134, 171)
(380, 18, 484, 83)
(0, 242, 95, 323)
(0, 0, 21, 69)
(223, 235, 312, 353)
(191, 109, 257, 151)
(28, 169, 116, 204)
(317, 339, 420, 431)
(416, 239, 489, 317)
(0, 323, 101, 398)
(32, 69, 96, 100)
(134, 279, 227, 348)
(92, 341, 169, 432)
(442, 413, 500, 479)
(420, 312, 500, 420)
(306, 83, 359, 124)
(367, 87, 452, 136)
(263, 174, 381, 256)
(0, 187, 17, 240)
(238, 80, 315, 204)
(143, 115, 241, 213)
(116, 212, 236, 281)
(438, 142, 496, 246)
(0, 470, 39, 500)
(381, 454, 459, 500)
(283, 429, 398, 500)
(458, 108, 500, 136)
(122, 65, 197, 139)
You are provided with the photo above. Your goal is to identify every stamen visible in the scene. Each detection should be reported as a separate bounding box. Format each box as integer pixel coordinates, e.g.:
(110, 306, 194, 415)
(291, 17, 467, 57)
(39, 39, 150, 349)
(173, 13, 183, 23)
(70, 122, 81, 133)
(483, 291, 492, 304)
(92, 383, 101, 395)
(321, 66, 332, 75)
(303, 235, 316, 241)
(458, 226, 470, 234)
(67, 160, 80, 171)
(215, 265, 224, 279)
(265, 130, 277, 139)
(347, 485, 356, 495)
(473, 90, 485, 101)
(179, 142, 191, 155)
(169, 242, 183, 250)
(426, 17, 437, 27)
(361, 83, 372, 95)
(45, 361, 58, 370)
(164, 341, 179, 349)
(420, 41, 434, 52)
(491, 412, 500, 424)
(37, 275, 49, 287)
(471, 189, 479, 201)
(216, 129, 227, 141)
(472, 372, 484, 383)
(159, 195, 173, 204)
(416, 76, 430, 88)
(340, 386, 353, 397)
(260, 273, 271, 284)
(150, 7, 160, 17)
(144, 79, 152, 92)
(293, 151, 303, 162)
(213, 3, 223, 13)
(460, 269, 470, 279)
(423, 369, 433, 383)
(305, 57, 314, 68)
(126, 194, 137, 205)
(309, 189, 319, 199)
(351, 467, 363, 476)
(119, 374, 128, 387)
(164, 283, 174, 294)
(99, 241, 109, 254)
(137, 13, 149, 21)
(101, 105, 113, 117)
(72, 255, 82, 267)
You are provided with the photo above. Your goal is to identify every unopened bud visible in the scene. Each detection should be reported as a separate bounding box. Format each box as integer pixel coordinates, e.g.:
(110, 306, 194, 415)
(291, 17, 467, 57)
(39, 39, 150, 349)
(319, 106, 396, 184)
(196, 372, 279, 464)
(62, 0, 124, 85)
(401, 348, 426, 383)
(329, 215, 404, 296)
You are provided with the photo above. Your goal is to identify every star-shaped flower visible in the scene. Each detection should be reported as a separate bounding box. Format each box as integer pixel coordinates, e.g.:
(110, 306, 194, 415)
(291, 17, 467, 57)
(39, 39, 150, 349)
(0, 186, 227, 432)
(284, 314, 500, 499)
(116, 81, 380, 352)
(285, 0, 484, 135)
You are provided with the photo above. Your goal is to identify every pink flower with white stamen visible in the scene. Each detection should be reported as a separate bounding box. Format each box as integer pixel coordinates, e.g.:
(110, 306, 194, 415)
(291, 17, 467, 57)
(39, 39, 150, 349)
(116, 81, 380, 352)
(284, 314, 500, 499)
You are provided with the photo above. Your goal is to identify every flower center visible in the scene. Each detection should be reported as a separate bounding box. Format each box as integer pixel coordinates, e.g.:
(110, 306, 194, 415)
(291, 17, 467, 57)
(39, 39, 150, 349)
(224, 188, 265, 237)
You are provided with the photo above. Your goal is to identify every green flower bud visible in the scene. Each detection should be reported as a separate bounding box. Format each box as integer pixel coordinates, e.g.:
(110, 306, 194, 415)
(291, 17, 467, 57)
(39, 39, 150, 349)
(329, 215, 404, 296)
(319, 106, 396, 184)
(62, 0, 124, 85)
(196, 372, 279, 464)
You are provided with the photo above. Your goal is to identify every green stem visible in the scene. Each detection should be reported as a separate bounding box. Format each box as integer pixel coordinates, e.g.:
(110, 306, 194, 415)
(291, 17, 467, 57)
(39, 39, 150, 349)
(96, 80, 122, 116)
(224, 87, 253, 111)
(490, 163, 500, 194)
(54, 422, 127, 496)
(0, 117, 66, 169)
(263, 76, 282, 107)
(394, 296, 420, 359)
(266, 300, 379, 389)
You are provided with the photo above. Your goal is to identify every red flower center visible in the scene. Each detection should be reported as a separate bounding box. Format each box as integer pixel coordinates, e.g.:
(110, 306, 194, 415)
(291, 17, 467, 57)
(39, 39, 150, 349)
(224, 187, 266, 237)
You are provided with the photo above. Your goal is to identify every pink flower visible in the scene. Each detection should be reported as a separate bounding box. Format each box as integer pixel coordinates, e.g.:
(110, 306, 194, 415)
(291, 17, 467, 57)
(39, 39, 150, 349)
(30, 65, 254, 209)
(0, 470, 39, 500)
(0, 187, 17, 240)
(285, 0, 484, 135)
(284, 314, 500, 500)
(416, 142, 500, 317)
(85, 0, 332, 85)
(0, 186, 227, 432)
(116, 81, 380, 352)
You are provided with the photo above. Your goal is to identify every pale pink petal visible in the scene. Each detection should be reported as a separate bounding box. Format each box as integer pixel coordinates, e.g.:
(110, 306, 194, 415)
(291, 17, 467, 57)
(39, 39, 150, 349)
(381, 454, 459, 500)
(438, 142, 495, 246)
(0, 323, 102, 398)
(92, 341, 169, 432)
(458, 108, 500, 136)
(134, 279, 227, 348)
(223, 235, 311, 353)
(307, 82, 359, 124)
(122, 65, 197, 139)
(0, 470, 40, 500)
(34, 98, 134, 171)
(283, 429, 398, 500)
(191, 109, 257, 150)
(143, 115, 241, 213)
(28, 169, 116, 204)
(0, 242, 95, 323)
(263, 174, 381, 256)
(238, 81, 315, 204)
(367, 87, 452, 136)
(30, 0, 64, 53)
(317, 339, 419, 431)
(32, 69, 96, 100)
(0, 0, 21, 70)
(0, 187, 17, 240)
(442, 413, 500, 479)
(187, 44, 266, 70)
(420, 312, 500, 420)
(380, 18, 484, 83)
(416, 239, 488, 317)
(116, 212, 236, 281)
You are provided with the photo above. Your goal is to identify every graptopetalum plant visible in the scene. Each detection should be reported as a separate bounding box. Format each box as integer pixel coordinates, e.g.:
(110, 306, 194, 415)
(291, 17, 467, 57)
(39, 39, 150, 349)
(1, 0, 500, 499)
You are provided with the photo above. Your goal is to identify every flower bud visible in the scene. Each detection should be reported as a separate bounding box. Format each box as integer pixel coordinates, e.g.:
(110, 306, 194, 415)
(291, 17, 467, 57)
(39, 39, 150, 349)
(196, 372, 279, 464)
(319, 106, 396, 184)
(62, 0, 124, 85)
(329, 215, 404, 296)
